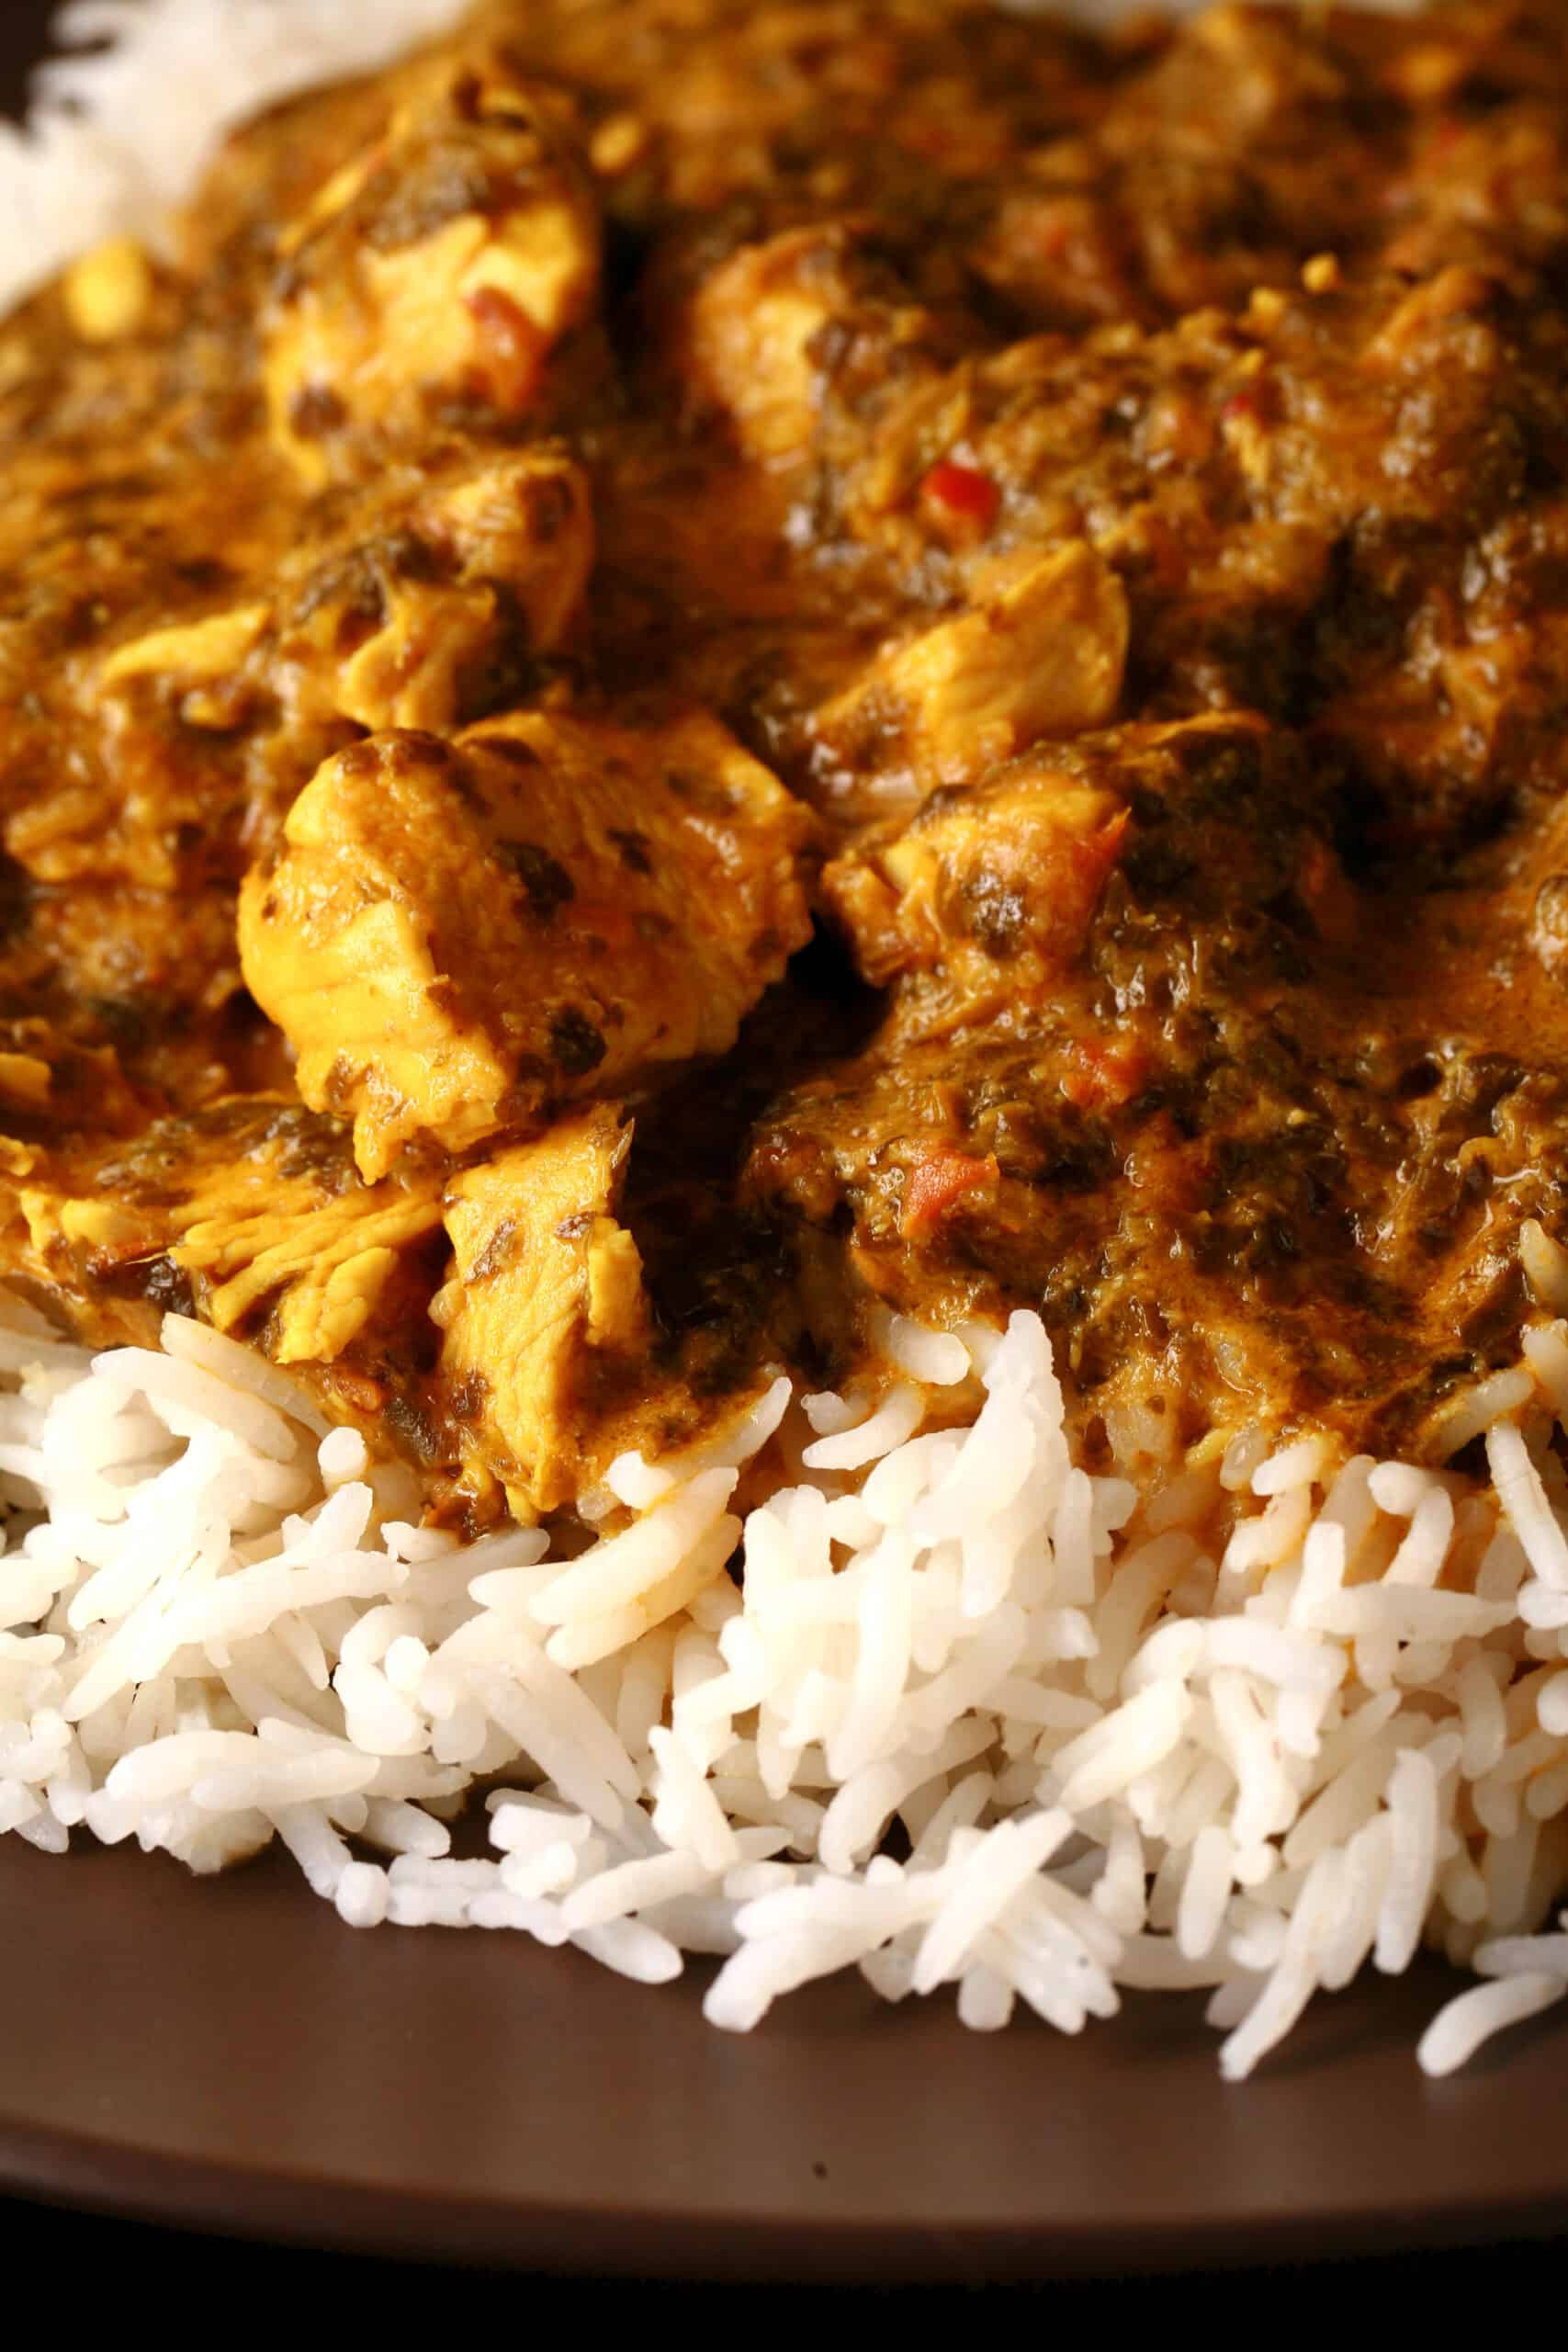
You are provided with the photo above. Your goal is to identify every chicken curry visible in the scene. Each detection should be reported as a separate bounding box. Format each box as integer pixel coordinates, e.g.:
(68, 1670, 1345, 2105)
(5, 0, 1568, 1530)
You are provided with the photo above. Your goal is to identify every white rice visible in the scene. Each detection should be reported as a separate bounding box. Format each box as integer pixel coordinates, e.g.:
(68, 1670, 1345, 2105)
(5, 1279, 1568, 2077)
(1416, 1968, 1568, 2078)
(0, 0, 1552, 2082)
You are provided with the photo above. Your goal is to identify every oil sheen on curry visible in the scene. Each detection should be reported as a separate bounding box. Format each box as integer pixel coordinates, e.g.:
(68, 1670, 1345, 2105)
(6, 0, 1568, 1531)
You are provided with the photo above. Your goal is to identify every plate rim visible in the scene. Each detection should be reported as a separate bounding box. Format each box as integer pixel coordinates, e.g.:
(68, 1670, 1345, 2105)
(3, 2099, 1567, 2279)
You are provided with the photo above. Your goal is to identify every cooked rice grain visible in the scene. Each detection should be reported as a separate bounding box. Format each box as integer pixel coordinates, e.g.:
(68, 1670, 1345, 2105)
(1, 1286, 1566, 2075)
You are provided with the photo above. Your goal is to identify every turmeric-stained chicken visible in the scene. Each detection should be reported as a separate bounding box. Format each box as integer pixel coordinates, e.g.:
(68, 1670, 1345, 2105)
(240, 707, 813, 1179)
(11, 0, 1568, 1527)
(434, 1103, 651, 1519)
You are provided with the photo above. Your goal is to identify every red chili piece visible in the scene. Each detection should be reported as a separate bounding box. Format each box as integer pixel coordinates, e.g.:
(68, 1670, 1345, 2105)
(920, 459, 1000, 534)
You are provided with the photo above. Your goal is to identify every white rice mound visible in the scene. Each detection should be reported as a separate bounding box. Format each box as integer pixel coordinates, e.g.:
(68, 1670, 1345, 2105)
(0, 0, 1554, 2080)
(5, 1285, 1568, 2076)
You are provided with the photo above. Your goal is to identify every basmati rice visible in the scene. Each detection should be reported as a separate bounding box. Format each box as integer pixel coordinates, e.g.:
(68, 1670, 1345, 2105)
(4, 1272, 1568, 2075)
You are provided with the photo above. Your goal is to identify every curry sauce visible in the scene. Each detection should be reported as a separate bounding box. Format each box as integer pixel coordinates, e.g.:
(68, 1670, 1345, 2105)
(5, 0, 1568, 1526)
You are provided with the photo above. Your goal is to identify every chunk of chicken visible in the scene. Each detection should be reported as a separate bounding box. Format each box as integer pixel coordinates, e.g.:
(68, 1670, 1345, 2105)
(823, 757, 1128, 1011)
(170, 1157, 445, 1368)
(671, 218, 970, 466)
(239, 707, 815, 1182)
(7, 1098, 445, 1380)
(97, 605, 273, 699)
(824, 711, 1338, 1012)
(89, 451, 593, 734)
(433, 1102, 649, 1519)
(813, 541, 1129, 798)
(676, 224, 867, 463)
(264, 51, 602, 484)
(275, 446, 596, 739)
(792, 706, 1339, 1109)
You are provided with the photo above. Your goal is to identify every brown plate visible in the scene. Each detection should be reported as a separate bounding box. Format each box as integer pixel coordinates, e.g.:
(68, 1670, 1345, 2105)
(4, 0, 1568, 2280)
(4, 1830, 1568, 2279)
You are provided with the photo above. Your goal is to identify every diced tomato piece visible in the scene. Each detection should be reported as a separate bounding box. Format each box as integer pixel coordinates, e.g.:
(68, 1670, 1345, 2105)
(1060, 1037, 1149, 1114)
(899, 1148, 1000, 1241)
(920, 458, 1000, 536)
